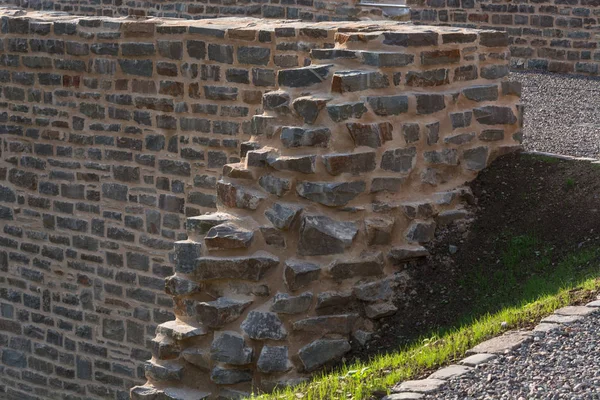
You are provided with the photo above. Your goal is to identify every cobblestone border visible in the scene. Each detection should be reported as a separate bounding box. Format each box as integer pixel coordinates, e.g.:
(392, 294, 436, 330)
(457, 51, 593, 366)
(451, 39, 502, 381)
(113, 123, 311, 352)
(384, 298, 600, 399)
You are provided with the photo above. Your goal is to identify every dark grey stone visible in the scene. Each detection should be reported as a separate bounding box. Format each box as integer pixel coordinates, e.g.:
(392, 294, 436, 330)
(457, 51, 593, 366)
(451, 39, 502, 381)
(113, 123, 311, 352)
(296, 181, 365, 207)
(280, 127, 331, 148)
(197, 297, 253, 328)
(284, 260, 321, 291)
(298, 215, 358, 256)
(298, 339, 351, 372)
(241, 311, 287, 340)
(473, 106, 517, 125)
(265, 203, 302, 230)
(381, 147, 417, 172)
(278, 64, 332, 88)
(257, 346, 291, 373)
(271, 292, 313, 314)
(210, 331, 252, 365)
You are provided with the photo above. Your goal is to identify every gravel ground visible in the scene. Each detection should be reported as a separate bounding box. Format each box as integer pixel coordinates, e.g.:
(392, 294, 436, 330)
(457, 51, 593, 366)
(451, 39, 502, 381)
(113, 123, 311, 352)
(424, 311, 600, 400)
(513, 70, 600, 159)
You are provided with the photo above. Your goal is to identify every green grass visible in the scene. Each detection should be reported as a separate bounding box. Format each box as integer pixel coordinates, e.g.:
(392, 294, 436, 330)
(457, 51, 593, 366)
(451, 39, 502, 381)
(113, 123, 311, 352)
(564, 177, 576, 190)
(528, 154, 562, 164)
(250, 237, 600, 400)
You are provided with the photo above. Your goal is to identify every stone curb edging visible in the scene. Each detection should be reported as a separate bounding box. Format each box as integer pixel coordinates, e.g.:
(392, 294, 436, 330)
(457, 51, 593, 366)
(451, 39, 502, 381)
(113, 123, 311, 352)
(383, 298, 600, 400)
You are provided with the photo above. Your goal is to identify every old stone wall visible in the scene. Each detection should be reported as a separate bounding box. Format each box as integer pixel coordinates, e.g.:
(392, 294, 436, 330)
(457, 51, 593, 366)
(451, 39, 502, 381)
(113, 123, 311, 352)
(0, 9, 399, 400)
(1, 0, 386, 21)
(130, 22, 523, 400)
(409, 0, 600, 75)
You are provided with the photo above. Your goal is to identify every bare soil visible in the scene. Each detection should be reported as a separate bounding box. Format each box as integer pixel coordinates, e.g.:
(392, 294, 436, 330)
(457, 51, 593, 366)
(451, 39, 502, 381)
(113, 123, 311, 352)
(350, 152, 600, 361)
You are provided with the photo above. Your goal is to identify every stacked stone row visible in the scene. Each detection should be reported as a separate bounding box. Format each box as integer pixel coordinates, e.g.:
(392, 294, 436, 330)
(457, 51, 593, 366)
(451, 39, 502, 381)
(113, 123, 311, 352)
(2, 0, 385, 22)
(409, 0, 600, 75)
(134, 27, 522, 399)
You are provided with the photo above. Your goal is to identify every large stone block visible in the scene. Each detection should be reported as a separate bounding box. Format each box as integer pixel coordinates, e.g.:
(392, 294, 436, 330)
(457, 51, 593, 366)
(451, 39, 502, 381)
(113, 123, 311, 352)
(298, 215, 358, 256)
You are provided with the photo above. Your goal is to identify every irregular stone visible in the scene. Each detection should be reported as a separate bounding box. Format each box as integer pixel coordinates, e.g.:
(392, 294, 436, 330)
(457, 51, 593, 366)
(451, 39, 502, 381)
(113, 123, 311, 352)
(365, 217, 394, 245)
(466, 331, 532, 355)
(151, 335, 180, 360)
(263, 90, 291, 113)
(402, 123, 420, 144)
(332, 71, 389, 92)
(473, 106, 517, 125)
(329, 252, 385, 281)
(327, 102, 368, 122)
(406, 221, 436, 243)
(293, 314, 359, 335)
(205, 223, 254, 250)
(271, 292, 313, 314)
(144, 360, 183, 382)
(479, 129, 504, 141)
(445, 132, 475, 145)
(258, 175, 292, 197)
(322, 151, 377, 175)
(450, 111, 473, 129)
(459, 353, 497, 367)
(188, 251, 279, 281)
(247, 147, 277, 168)
(165, 275, 200, 296)
(463, 146, 489, 171)
(426, 122, 440, 145)
(296, 181, 365, 207)
(463, 85, 499, 102)
(416, 94, 446, 114)
(186, 212, 238, 235)
(402, 202, 436, 220)
(346, 122, 393, 148)
(298, 215, 358, 256)
(292, 96, 330, 124)
(280, 127, 331, 148)
(181, 348, 210, 370)
(406, 68, 449, 87)
(265, 203, 302, 230)
(554, 305, 598, 316)
(284, 260, 321, 291)
(354, 279, 394, 302)
(367, 95, 409, 116)
(210, 367, 252, 385)
(241, 311, 287, 340)
(424, 149, 459, 166)
(298, 339, 351, 372)
(381, 147, 417, 172)
(540, 314, 582, 324)
(268, 155, 316, 174)
(395, 379, 446, 393)
(278, 65, 332, 88)
(217, 181, 267, 210)
(429, 364, 472, 380)
(156, 320, 207, 341)
(210, 331, 252, 365)
(365, 302, 398, 319)
(257, 346, 292, 374)
(314, 289, 354, 309)
(196, 298, 252, 328)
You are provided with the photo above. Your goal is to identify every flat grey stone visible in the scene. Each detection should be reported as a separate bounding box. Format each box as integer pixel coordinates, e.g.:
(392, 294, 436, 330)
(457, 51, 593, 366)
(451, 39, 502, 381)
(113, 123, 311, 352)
(395, 378, 446, 393)
(459, 353, 497, 367)
(383, 393, 424, 400)
(156, 320, 207, 341)
(586, 300, 600, 307)
(533, 322, 563, 333)
(466, 331, 532, 355)
(428, 364, 472, 380)
(554, 305, 598, 316)
(298, 339, 351, 371)
(540, 314, 582, 324)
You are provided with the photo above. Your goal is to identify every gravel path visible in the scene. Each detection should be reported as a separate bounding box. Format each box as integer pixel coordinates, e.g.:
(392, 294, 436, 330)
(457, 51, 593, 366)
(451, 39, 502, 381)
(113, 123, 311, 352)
(424, 310, 600, 400)
(513, 71, 600, 159)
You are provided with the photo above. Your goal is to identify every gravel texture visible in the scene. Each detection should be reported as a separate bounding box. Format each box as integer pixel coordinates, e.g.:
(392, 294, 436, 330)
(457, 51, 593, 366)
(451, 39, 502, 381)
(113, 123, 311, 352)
(515, 71, 600, 159)
(424, 310, 600, 399)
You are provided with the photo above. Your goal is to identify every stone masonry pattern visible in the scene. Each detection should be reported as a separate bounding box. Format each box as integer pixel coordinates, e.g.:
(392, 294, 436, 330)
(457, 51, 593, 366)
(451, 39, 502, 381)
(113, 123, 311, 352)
(1, 0, 387, 22)
(130, 20, 522, 400)
(409, 0, 600, 75)
(0, 6, 521, 400)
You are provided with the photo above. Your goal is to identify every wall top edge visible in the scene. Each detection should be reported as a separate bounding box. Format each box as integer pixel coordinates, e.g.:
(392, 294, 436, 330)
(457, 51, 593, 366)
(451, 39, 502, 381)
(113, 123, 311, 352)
(0, 6, 503, 35)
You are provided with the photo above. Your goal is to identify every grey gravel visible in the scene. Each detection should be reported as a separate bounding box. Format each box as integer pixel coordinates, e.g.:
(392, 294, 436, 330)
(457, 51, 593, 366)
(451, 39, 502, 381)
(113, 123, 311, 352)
(423, 309, 600, 399)
(515, 71, 600, 158)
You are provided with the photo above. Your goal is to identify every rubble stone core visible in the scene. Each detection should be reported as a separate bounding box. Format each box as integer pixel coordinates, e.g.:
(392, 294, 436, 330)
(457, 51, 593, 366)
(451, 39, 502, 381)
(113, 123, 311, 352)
(0, 7, 520, 400)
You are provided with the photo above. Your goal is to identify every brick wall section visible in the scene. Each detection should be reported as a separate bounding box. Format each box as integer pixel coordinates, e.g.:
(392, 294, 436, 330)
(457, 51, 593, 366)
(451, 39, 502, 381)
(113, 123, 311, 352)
(132, 24, 523, 399)
(0, 9, 400, 400)
(1, 0, 385, 21)
(409, 0, 600, 75)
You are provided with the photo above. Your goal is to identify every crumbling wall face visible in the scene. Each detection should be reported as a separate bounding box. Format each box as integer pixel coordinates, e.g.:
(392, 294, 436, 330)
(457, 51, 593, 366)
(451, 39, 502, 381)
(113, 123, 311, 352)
(133, 25, 523, 399)
(409, 0, 600, 75)
(0, 11, 346, 400)
(1, 0, 384, 21)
